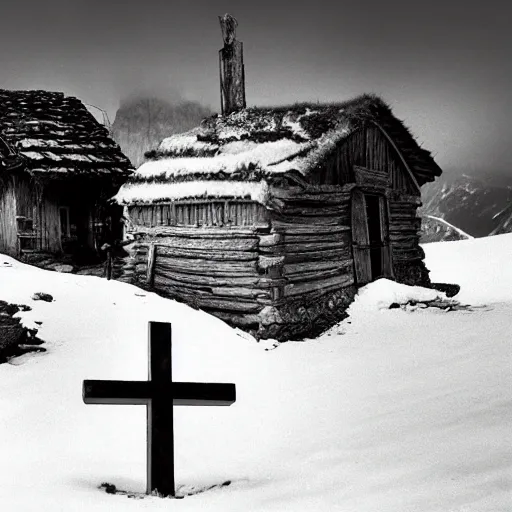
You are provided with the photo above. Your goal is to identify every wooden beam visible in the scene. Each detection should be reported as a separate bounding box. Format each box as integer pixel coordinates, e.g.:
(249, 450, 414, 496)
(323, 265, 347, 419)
(370, 121, 421, 194)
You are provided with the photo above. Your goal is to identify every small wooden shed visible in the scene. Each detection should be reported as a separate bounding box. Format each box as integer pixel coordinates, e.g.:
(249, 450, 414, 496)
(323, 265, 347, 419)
(0, 89, 133, 259)
(114, 94, 443, 340)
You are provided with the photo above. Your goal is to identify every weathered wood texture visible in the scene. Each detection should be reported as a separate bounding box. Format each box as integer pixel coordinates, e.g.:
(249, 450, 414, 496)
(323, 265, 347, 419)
(260, 188, 356, 337)
(122, 190, 357, 339)
(1, 174, 122, 257)
(387, 194, 429, 286)
(127, 200, 269, 229)
(310, 125, 419, 195)
(218, 13, 246, 116)
(0, 179, 17, 255)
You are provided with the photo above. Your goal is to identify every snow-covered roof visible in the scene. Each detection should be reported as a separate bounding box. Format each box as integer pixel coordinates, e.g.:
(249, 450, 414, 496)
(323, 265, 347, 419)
(0, 89, 133, 178)
(115, 94, 442, 205)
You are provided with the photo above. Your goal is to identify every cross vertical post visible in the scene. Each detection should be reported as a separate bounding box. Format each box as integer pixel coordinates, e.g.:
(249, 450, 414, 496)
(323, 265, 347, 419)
(147, 321, 174, 497)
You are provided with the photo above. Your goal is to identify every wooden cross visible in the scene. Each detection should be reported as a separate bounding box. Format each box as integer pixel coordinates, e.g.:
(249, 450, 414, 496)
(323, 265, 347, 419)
(83, 322, 236, 498)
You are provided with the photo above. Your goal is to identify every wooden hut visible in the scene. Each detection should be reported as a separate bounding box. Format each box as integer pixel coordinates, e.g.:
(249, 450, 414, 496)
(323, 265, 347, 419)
(0, 89, 133, 259)
(114, 16, 443, 340)
(114, 94, 443, 340)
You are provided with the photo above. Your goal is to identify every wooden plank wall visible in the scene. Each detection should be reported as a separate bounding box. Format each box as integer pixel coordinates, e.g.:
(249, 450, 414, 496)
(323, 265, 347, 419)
(0, 180, 17, 255)
(127, 199, 268, 228)
(312, 125, 418, 195)
(17, 179, 61, 253)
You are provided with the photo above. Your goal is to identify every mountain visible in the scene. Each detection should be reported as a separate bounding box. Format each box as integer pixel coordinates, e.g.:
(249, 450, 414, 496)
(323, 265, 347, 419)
(420, 214, 473, 243)
(111, 97, 212, 168)
(490, 203, 512, 235)
(420, 173, 512, 237)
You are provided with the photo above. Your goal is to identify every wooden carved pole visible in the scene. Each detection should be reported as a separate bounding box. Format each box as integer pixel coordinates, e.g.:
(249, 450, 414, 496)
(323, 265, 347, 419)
(219, 14, 246, 115)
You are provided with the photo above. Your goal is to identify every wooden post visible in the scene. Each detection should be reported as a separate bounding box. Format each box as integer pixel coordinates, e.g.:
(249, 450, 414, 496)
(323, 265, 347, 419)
(219, 14, 246, 115)
(147, 322, 175, 496)
(146, 243, 156, 286)
(106, 247, 113, 280)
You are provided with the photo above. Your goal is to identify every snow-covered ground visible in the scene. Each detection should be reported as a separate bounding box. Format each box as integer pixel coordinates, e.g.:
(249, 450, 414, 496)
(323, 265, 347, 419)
(0, 234, 511, 511)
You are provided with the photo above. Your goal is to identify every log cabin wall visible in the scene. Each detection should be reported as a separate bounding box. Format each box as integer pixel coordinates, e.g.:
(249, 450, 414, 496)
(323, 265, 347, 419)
(257, 186, 357, 339)
(122, 199, 279, 337)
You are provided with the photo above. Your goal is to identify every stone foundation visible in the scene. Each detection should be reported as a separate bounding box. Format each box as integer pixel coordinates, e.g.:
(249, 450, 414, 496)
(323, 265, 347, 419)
(257, 286, 358, 341)
(393, 253, 431, 288)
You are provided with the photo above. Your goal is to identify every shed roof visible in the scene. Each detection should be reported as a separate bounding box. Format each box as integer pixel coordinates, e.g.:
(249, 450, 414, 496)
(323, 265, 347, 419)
(115, 94, 442, 205)
(0, 89, 133, 178)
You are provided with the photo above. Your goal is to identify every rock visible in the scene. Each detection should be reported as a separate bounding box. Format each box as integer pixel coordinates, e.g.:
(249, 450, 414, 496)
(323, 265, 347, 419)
(48, 264, 74, 273)
(32, 292, 54, 302)
(0, 301, 43, 362)
(430, 282, 461, 298)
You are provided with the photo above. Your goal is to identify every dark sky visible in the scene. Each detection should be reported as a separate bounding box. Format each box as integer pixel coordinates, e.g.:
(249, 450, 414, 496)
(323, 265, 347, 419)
(1, 0, 511, 175)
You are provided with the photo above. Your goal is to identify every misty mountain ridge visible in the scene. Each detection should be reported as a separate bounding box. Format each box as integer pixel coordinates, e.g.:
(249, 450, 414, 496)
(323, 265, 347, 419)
(111, 96, 212, 168)
(420, 172, 512, 238)
(420, 215, 473, 244)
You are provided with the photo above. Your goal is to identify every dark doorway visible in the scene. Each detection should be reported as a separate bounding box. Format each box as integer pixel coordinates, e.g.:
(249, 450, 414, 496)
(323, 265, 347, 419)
(364, 194, 383, 279)
(351, 190, 392, 285)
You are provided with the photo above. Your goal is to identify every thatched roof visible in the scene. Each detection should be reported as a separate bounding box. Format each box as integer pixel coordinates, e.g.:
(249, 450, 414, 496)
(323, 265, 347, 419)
(115, 94, 442, 204)
(0, 89, 133, 179)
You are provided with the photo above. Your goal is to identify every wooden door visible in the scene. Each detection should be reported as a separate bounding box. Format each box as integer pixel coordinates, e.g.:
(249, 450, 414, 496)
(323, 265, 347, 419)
(351, 190, 393, 285)
(351, 189, 372, 285)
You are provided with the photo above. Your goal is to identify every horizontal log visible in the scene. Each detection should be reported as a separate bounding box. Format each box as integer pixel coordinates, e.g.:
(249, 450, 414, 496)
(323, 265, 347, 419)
(155, 287, 264, 313)
(285, 259, 353, 277)
(259, 240, 348, 255)
(128, 225, 266, 239)
(271, 214, 342, 226)
(156, 246, 258, 262)
(283, 231, 351, 244)
(154, 256, 257, 274)
(279, 205, 347, 216)
(269, 185, 353, 200)
(152, 237, 259, 252)
(153, 273, 271, 300)
(284, 240, 348, 253)
(284, 247, 352, 263)
(286, 267, 353, 285)
(151, 269, 285, 288)
(271, 224, 350, 235)
(285, 273, 354, 297)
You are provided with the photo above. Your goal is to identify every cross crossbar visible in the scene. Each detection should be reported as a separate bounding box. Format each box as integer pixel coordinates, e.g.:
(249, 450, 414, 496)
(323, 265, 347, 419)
(83, 380, 236, 406)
